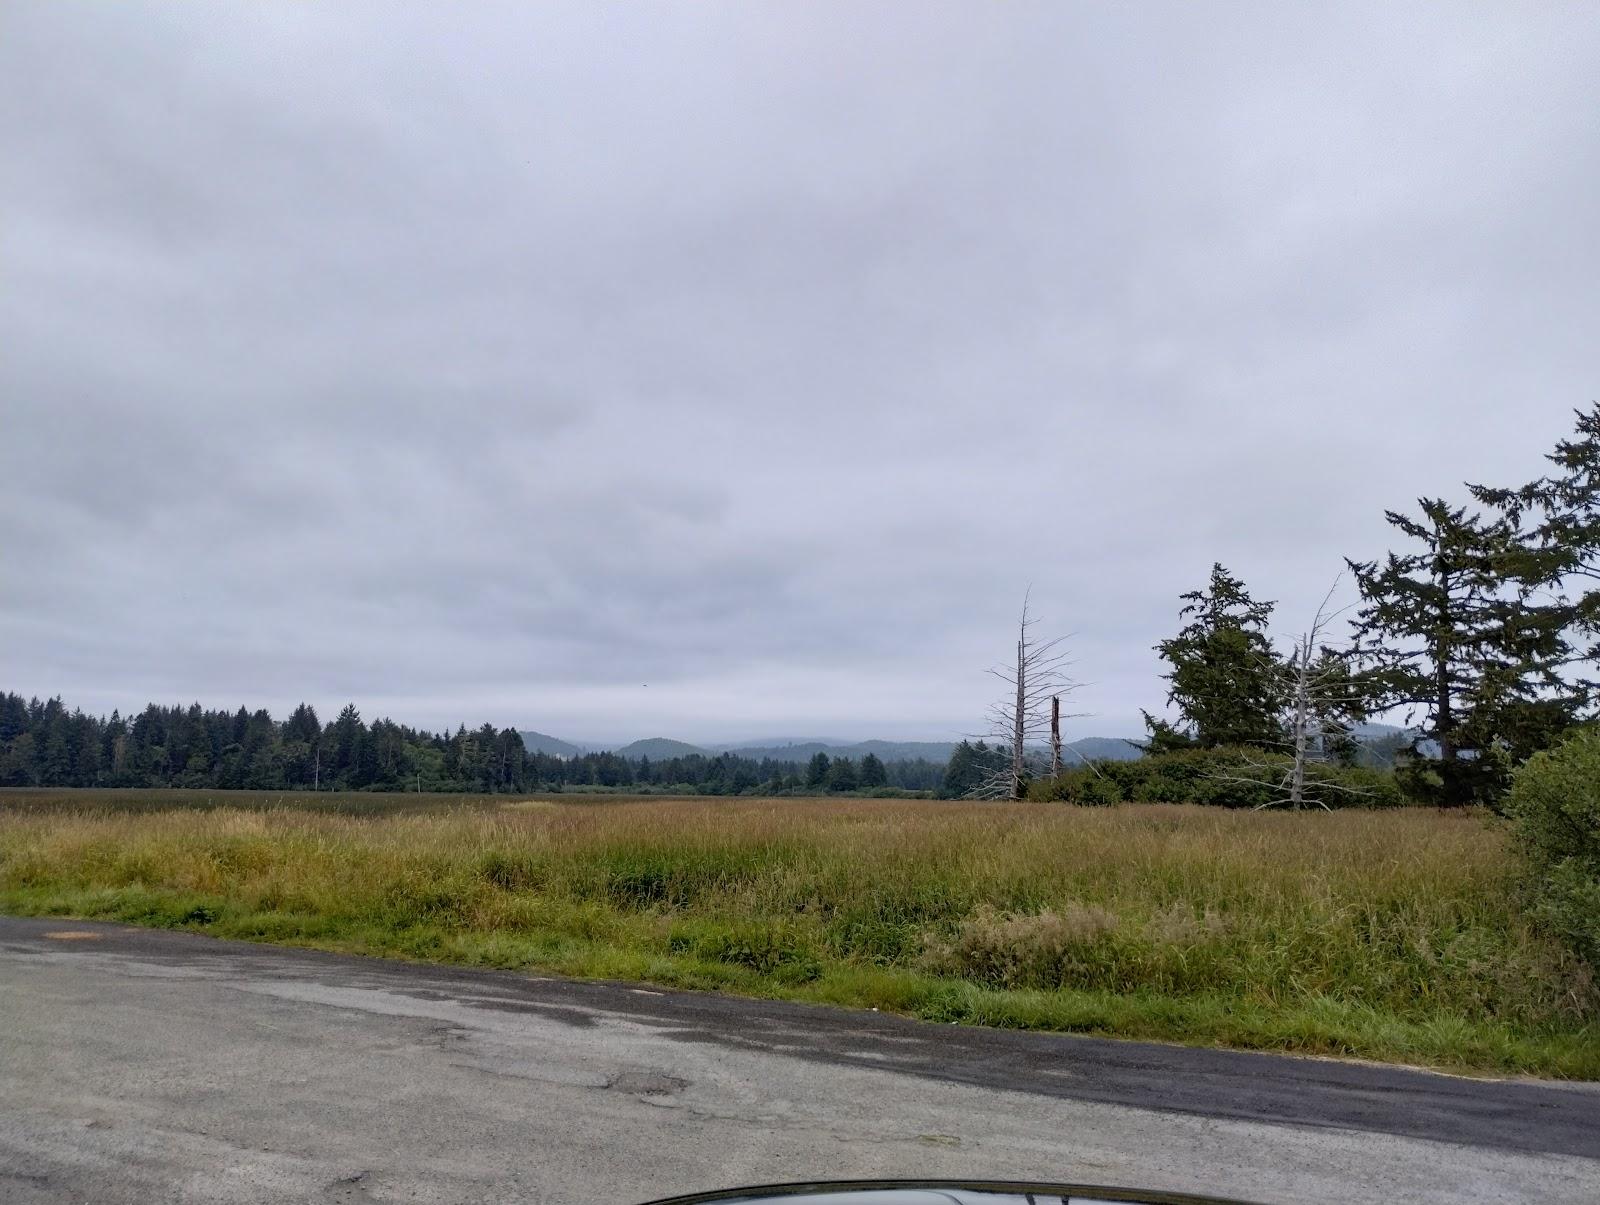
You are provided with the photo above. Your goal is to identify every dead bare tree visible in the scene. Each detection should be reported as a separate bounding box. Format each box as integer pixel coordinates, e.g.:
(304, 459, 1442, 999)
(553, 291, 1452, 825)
(970, 592, 1084, 800)
(1210, 579, 1375, 810)
(1051, 695, 1063, 777)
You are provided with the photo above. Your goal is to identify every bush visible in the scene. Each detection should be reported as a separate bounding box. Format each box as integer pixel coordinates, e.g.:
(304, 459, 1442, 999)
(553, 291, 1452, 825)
(1505, 729, 1600, 965)
(1029, 770, 1123, 805)
(1029, 748, 1402, 809)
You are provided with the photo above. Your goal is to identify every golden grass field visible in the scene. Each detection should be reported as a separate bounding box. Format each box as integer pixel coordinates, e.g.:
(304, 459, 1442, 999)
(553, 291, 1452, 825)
(1, 792, 1595, 1076)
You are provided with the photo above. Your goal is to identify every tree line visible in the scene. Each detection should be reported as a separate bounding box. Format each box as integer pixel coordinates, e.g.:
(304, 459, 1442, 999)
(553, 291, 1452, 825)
(1128, 404, 1600, 807)
(0, 695, 944, 795)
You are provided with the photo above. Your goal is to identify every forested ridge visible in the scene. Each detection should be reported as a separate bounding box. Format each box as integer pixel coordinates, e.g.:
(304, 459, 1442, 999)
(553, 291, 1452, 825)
(0, 694, 942, 795)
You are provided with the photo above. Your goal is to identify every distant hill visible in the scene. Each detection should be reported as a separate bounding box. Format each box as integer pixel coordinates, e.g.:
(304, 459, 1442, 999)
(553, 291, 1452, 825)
(723, 737, 848, 751)
(1064, 737, 1143, 762)
(518, 730, 585, 758)
(519, 730, 1146, 765)
(613, 737, 711, 760)
(720, 741, 844, 761)
(848, 739, 963, 762)
(723, 739, 959, 763)
(1351, 722, 1416, 768)
(1354, 722, 1408, 739)
(721, 737, 1145, 764)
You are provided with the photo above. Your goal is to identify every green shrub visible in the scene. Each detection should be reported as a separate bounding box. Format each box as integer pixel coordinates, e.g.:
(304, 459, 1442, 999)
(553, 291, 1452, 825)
(1030, 748, 1401, 809)
(1505, 729, 1600, 965)
(1029, 770, 1122, 805)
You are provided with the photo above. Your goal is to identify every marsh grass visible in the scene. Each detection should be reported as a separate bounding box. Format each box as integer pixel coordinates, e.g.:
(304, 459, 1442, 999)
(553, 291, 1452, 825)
(1, 794, 1595, 1076)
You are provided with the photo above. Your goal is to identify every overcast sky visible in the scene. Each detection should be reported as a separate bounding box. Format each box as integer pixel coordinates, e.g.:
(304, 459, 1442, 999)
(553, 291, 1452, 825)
(3, 3, 1598, 745)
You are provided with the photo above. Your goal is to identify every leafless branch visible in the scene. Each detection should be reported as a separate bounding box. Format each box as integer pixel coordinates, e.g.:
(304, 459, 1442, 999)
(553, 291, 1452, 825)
(969, 591, 1085, 800)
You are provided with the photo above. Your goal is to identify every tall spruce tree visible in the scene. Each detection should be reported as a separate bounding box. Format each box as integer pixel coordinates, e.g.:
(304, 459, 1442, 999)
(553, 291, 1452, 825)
(1345, 497, 1572, 807)
(1471, 402, 1600, 697)
(1151, 563, 1284, 748)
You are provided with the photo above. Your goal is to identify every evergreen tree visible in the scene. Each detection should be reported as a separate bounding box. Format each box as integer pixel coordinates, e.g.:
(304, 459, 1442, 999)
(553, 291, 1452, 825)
(0, 693, 28, 742)
(825, 756, 859, 792)
(939, 739, 1006, 798)
(1471, 401, 1600, 707)
(1151, 564, 1284, 748)
(859, 751, 888, 788)
(285, 703, 321, 745)
(1345, 498, 1569, 806)
(805, 751, 831, 788)
(2, 731, 37, 786)
(331, 704, 366, 785)
(41, 702, 73, 784)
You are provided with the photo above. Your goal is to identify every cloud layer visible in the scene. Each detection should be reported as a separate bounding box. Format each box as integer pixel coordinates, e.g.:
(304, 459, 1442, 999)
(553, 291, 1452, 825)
(4, 2, 1598, 742)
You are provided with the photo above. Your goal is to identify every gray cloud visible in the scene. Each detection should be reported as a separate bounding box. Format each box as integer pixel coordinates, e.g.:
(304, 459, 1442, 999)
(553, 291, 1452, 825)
(4, 1, 1598, 743)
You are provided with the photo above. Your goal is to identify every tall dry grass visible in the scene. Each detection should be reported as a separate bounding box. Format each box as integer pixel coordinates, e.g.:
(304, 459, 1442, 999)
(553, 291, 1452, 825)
(1, 797, 1594, 1075)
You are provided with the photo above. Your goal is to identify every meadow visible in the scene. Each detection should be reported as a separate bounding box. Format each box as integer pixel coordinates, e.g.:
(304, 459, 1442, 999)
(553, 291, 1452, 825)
(1, 789, 1595, 1077)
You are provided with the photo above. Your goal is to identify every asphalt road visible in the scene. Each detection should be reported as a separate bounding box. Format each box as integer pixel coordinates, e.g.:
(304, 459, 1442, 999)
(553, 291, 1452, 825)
(2, 916, 1596, 1204)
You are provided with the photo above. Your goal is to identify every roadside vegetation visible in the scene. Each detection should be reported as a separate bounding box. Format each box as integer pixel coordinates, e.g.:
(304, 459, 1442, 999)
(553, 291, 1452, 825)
(2, 792, 1595, 1077)
(1505, 730, 1600, 968)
